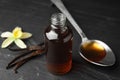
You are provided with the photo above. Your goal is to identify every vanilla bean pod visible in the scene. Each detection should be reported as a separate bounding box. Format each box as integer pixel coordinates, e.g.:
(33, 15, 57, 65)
(6, 50, 34, 69)
(13, 50, 45, 73)
(6, 42, 45, 73)
(14, 60, 27, 73)
(7, 42, 44, 67)
(7, 49, 45, 69)
(8, 43, 44, 51)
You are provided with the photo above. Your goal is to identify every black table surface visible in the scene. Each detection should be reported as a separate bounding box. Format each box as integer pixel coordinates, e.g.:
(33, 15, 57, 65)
(0, 0, 120, 80)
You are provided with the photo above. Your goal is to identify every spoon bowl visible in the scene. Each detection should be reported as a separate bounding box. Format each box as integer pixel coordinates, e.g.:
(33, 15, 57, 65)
(51, 0, 116, 66)
(79, 40, 116, 66)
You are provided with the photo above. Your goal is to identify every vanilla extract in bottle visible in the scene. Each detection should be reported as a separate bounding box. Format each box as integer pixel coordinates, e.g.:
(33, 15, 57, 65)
(44, 13, 73, 74)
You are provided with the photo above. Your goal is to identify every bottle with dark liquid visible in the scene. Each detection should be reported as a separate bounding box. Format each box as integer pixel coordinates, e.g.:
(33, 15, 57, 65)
(44, 13, 73, 74)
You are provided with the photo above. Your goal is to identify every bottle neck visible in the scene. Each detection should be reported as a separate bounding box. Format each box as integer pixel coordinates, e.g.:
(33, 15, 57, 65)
(51, 13, 66, 29)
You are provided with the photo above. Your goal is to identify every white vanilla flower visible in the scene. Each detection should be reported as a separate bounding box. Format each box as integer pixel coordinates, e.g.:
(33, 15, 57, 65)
(1, 27, 32, 48)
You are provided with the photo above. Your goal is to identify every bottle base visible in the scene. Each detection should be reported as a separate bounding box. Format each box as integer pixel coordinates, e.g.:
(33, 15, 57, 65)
(47, 60, 72, 75)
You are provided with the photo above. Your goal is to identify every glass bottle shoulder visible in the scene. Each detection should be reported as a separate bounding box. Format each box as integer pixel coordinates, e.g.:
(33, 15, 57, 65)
(44, 25, 73, 42)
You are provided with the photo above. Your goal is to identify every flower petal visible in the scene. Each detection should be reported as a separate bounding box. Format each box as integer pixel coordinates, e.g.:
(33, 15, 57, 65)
(1, 38, 14, 48)
(12, 27, 23, 38)
(12, 27, 22, 33)
(1, 32, 13, 38)
(20, 32, 32, 39)
(14, 39, 27, 48)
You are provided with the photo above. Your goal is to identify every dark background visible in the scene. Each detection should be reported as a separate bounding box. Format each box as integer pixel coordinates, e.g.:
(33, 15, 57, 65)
(0, 0, 120, 80)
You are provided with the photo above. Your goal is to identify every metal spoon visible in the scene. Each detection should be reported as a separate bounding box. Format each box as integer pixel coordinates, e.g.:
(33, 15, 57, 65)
(51, 0, 116, 66)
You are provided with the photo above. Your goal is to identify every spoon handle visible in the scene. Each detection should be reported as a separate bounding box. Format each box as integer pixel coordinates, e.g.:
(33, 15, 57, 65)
(51, 0, 88, 41)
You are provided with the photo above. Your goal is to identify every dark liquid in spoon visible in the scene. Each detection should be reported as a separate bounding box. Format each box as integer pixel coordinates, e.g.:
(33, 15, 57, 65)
(80, 41, 106, 62)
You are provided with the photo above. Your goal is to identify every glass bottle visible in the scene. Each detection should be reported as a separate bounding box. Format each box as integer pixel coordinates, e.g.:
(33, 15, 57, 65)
(44, 13, 73, 75)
